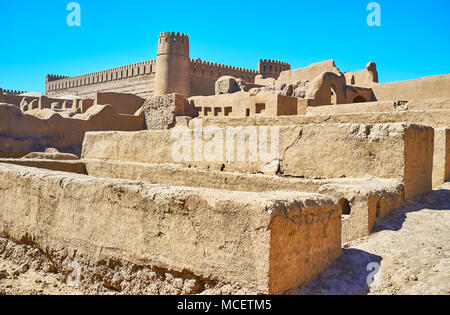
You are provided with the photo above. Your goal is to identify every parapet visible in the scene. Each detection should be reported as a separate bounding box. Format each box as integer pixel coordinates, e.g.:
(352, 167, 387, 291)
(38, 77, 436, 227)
(157, 32, 189, 57)
(46, 75, 70, 82)
(159, 31, 189, 40)
(190, 59, 258, 82)
(0, 88, 27, 95)
(45, 59, 156, 93)
(258, 59, 291, 79)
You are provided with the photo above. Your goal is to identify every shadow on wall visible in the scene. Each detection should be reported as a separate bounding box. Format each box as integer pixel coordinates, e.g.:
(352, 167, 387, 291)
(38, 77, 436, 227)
(0, 103, 145, 158)
(295, 248, 383, 295)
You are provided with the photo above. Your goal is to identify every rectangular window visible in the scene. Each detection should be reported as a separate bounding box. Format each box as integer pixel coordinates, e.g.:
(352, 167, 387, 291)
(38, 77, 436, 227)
(255, 103, 266, 114)
(224, 107, 232, 117)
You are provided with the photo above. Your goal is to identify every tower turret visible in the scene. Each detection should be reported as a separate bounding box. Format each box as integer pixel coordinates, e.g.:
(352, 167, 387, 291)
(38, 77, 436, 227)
(154, 32, 191, 97)
(257, 59, 291, 79)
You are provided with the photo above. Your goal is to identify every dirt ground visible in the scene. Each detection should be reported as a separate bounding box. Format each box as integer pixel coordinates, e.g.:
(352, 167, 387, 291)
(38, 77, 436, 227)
(1, 183, 449, 295)
(294, 182, 450, 295)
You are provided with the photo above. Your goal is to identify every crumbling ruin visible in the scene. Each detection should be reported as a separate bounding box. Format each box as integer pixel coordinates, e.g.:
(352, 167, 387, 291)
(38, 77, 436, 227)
(0, 31, 449, 295)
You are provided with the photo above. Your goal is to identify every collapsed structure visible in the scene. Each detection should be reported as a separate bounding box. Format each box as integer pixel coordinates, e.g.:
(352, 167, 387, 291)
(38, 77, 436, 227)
(0, 32, 449, 294)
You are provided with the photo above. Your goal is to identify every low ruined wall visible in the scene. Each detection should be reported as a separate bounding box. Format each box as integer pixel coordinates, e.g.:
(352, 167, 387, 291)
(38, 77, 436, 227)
(95, 92, 144, 115)
(433, 129, 450, 187)
(0, 103, 145, 157)
(277, 60, 342, 84)
(189, 91, 298, 118)
(201, 109, 450, 129)
(372, 74, 450, 101)
(318, 181, 404, 242)
(82, 123, 433, 199)
(0, 163, 341, 294)
(0, 159, 86, 174)
(84, 159, 405, 242)
(306, 98, 450, 116)
(142, 94, 195, 130)
(83, 159, 324, 193)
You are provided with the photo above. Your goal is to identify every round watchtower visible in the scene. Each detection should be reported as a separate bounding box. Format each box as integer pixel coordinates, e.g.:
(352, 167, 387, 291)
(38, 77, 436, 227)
(154, 32, 191, 97)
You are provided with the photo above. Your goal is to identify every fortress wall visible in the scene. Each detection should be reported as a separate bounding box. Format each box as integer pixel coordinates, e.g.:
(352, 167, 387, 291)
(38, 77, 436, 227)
(82, 123, 433, 199)
(258, 59, 291, 79)
(45, 58, 258, 99)
(0, 89, 27, 95)
(46, 60, 156, 99)
(189, 59, 258, 97)
(372, 74, 450, 101)
(0, 94, 22, 107)
(0, 163, 341, 294)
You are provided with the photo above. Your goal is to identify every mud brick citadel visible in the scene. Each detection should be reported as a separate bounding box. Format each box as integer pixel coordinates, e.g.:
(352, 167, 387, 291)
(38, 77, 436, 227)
(0, 31, 449, 295)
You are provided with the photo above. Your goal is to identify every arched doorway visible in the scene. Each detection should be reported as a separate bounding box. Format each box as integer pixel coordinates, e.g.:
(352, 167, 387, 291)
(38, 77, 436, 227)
(353, 95, 367, 103)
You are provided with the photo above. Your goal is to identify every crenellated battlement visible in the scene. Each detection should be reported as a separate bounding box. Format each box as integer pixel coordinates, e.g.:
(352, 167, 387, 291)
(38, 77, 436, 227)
(46, 59, 156, 93)
(0, 88, 27, 95)
(259, 59, 290, 67)
(159, 32, 189, 39)
(190, 58, 258, 82)
(46, 75, 70, 82)
(258, 59, 291, 79)
(157, 32, 189, 57)
(190, 59, 258, 73)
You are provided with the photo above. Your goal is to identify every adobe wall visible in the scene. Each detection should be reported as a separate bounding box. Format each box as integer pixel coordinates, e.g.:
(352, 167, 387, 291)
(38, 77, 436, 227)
(258, 59, 290, 79)
(46, 60, 156, 99)
(306, 98, 450, 116)
(81, 123, 433, 199)
(189, 91, 298, 117)
(277, 60, 343, 85)
(0, 158, 86, 174)
(84, 159, 405, 243)
(0, 89, 27, 95)
(0, 163, 341, 294)
(0, 103, 145, 157)
(141, 94, 196, 130)
(189, 60, 258, 97)
(344, 62, 379, 87)
(94, 92, 144, 115)
(433, 129, 450, 187)
(45, 32, 264, 99)
(0, 94, 22, 107)
(200, 109, 450, 129)
(372, 74, 450, 101)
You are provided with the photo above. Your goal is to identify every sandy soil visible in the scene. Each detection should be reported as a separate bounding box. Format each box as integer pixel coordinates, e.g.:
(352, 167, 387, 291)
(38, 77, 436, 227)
(1, 183, 449, 295)
(0, 258, 80, 295)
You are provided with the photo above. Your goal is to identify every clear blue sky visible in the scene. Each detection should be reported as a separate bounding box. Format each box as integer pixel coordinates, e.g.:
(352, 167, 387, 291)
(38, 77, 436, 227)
(1, 0, 449, 93)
